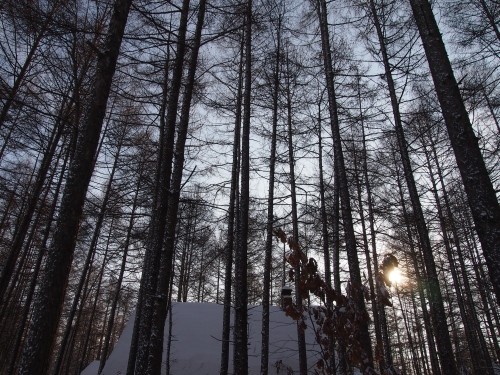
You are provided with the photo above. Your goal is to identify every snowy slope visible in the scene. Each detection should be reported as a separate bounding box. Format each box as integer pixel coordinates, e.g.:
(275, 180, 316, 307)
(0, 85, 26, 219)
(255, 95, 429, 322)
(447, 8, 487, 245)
(82, 302, 324, 375)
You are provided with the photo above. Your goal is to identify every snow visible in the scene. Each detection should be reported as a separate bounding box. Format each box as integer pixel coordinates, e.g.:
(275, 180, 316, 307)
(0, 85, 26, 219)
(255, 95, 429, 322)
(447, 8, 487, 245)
(82, 302, 324, 375)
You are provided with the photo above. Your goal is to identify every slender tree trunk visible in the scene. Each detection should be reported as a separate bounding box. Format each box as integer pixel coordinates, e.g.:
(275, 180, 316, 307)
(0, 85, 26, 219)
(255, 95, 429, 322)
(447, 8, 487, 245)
(317, 104, 338, 374)
(398, 285, 422, 375)
(131, 1, 190, 373)
(352, 75, 386, 373)
(125, 34, 172, 373)
(316, 0, 374, 370)
(284, 50, 308, 375)
(331, 160, 348, 375)
(54, 127, 123, 375)
(18, 1, 132, 372)
(427, 131, 497, 365)
(77, 223, 114, 374)
(409, 288, 431, 375)
(5, 141, 70, 374)
(260, 14, 281, 375)
(369, 2, 457, 372)
(408, 0, 500, 304)
(234, 0, 252, 372)
(165, 256, 176, 375)
(141, 2, 205, 373)
(98, 171, 143, 374)
(463, 211, 500, 362)
(220, 32, 244, 375)
(0, 96, 67, 300)
(393, 288, 409, 374)
(359, 101, 393, 371)
(422, 134, 493, 374)
(393, 155, 442, 375)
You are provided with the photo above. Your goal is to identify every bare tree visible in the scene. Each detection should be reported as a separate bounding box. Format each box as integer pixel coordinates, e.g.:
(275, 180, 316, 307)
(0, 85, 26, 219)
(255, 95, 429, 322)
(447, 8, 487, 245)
(18, 0, 132, 372)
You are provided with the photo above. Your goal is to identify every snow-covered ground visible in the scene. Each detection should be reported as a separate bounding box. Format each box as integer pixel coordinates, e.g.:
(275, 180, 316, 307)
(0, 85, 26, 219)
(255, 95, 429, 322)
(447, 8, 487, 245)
(82, 302, 324, 374)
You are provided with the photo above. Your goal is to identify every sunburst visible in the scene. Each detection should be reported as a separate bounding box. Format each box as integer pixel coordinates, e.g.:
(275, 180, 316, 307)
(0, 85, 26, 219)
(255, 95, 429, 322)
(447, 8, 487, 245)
(388, 267, 403, 285)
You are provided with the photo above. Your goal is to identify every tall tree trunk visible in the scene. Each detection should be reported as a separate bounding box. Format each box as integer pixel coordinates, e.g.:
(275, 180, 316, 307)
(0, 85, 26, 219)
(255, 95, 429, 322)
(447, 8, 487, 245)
(408, 0, 500, 304)
(77, 218, 115, 373)
(410, 288, 431, 375)
(141, 1, 206, 373)
(352, 74, 386, 373)
(234, 0, 252, 372)
(98, 170, 143, 374)
(398, 283, 421, 375)
(316, 0, 374, 371)
(427, 130, 497, 363)
(220, 31, 244, 375)
(330, 150, 348, 375)
(317, 104, 338, 374)
(5, 140, 70, 374)
(77, 222, 114, 374)
(359, 98, 393, 371)
(368, 1, 457, 372)
(422, 132, 493, 374)
(393, 287, 409, 374)
(393, 154, 442, 375)
(126, 37, 172, 371)
(131, 1, 190, 373)
(0, 95, 67, 300)
(260, 14, 281, 375)
(18, 1, 132, 372)
(54, 126, 123, 375)
(284, 50, 308, 375)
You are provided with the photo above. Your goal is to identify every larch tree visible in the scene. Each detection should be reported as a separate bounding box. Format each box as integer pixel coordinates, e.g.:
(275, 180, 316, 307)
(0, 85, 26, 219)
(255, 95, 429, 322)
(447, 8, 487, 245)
(260, 6, 282, 375)
(18, 0, 133, 373)
(315, 0, 374, 371)
(408, 0, 500, 305)
(233, 0, 252, 372)
(365, 1, 458, 373)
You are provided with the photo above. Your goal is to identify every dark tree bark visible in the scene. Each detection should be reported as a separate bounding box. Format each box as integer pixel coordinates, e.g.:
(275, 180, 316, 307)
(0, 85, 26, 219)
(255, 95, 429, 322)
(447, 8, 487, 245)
(143, 1, 206, 372)
(0, 97, 65, 301)
(317, 104, 338, 374)
(408, 0, 500, 305)
(421, 128, 493, 374)
(131, 1, 190, 373)
(2, 138, 70, 374)
(393, 152, 442, 375)
(260, 14, 281, 375)
(330, 151, 348, 375)
(98, 168, 144, 374)
(220, 31, 244, 375)
(315, 0, 374, 371)
(283, 49, 308, 375)
(352, 74, 387, 373)
(368, 1, 458, 372)
(233, 0, 252, 372)
(54, 125, 124, 375)
(18, 1, 132, 373)
(358, 95, 393, 371)
(77, 222, 115, 373)
(125, 43, 172, 371)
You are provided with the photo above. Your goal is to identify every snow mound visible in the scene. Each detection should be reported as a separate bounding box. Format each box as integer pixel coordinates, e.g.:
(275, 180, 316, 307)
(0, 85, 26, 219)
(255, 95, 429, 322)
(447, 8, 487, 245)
(83, 302, 323, 374)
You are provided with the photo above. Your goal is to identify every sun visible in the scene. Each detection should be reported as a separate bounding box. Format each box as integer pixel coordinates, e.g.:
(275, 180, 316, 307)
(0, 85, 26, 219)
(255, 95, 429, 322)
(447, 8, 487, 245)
(387, 267, 403, 285)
